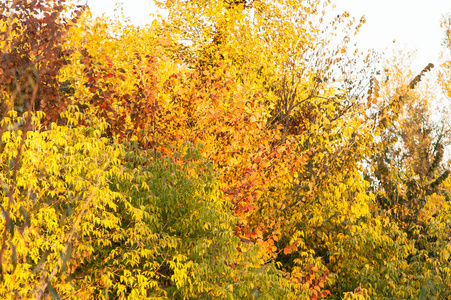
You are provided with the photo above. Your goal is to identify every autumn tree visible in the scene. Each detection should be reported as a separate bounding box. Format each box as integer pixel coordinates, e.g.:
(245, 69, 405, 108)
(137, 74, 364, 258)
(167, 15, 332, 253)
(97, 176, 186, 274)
(0, 0, 84, 289)
(0, 0, 84, 121)
(368, 53, 450, 229)
(332, 51, 451, 298)
(0, 2, 308, 298)
(63, 1, 380, 297)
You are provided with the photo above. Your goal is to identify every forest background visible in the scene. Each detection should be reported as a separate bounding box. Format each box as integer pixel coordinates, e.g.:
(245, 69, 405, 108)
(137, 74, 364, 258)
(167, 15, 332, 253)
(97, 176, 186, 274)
(2, 0, 451, 299)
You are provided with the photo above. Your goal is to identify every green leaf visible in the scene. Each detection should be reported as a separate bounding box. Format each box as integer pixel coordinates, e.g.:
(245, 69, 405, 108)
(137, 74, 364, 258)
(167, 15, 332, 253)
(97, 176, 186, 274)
(47, 284, 61, 300)
(32, 251, 50, 274)
(66, 204, 72, 217)
(60, 243, 73, 274)
(19, 206, 30, 228)
(418, 286, 427, 300)
(8, 241, 17, 271)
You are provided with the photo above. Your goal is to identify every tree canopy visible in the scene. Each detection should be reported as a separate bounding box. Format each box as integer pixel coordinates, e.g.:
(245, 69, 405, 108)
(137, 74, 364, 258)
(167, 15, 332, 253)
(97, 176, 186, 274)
(1, 0, 451, 299)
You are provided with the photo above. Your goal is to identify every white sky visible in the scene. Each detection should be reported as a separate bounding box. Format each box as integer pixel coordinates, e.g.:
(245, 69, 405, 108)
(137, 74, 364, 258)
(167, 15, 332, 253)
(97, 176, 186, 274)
(334, 0, 451, 73)
(87, 0, 451, 74)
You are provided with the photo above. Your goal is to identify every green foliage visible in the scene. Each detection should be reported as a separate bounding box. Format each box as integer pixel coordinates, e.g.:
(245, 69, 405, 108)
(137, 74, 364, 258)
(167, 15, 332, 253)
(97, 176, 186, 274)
(107, 141, 306, 299)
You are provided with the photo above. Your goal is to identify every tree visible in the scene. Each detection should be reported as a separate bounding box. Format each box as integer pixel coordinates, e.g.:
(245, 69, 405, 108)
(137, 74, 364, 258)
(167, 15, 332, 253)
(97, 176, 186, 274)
(0, 0, 83, 121)
(0, 3, 308, 298)
(336, 51, 451, 298)
(367, 52, 451, 229)
(0, 0, 83, 290)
